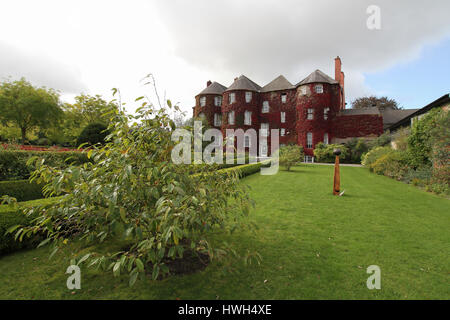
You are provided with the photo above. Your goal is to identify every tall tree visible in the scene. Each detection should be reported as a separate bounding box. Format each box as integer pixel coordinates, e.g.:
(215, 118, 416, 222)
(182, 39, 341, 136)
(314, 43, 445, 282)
(0, 78, 62, 143)
(351, 96, 401, 110)
(68, 94, 117, 125)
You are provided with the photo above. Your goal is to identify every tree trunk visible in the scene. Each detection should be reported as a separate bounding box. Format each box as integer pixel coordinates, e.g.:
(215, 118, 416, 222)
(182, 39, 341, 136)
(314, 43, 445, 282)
(21, 127, 27, 144)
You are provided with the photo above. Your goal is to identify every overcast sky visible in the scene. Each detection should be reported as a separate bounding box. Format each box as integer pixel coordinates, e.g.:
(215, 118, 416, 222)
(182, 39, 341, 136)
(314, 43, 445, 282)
(1, 0, 450, 116)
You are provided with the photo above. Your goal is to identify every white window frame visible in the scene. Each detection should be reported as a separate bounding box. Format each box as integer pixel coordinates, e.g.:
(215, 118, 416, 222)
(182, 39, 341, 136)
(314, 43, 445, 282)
(324, 107, 330, 120)
(304, 155, 315, 163)
(229, 93, 235, 104)
(281, 111, 286, 123)
(198, 112, 206, 120)
(261, 123, 269, 137)
(228, 111, 235, 125)
(306, 132, 313, 149)
(214, 113, 222, 126)
(315, 84, 323, 94)
(301, 86, 307, 95)
(200, 96, 206, 107)
(244, 135, 251, 148)
(214, 96, 222, 107)
(281, 128, 286, 137)
(245, 91, 252, 103)
(262, 101, 269, 113)
(281, 93, 287, 103)
(307, 108, 314, 120)
(324, 133, 329, 145)
(244, 110, 252, 125)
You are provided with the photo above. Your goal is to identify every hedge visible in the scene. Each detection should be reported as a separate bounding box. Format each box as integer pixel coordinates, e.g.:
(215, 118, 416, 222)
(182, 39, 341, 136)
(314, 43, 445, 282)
(0, 197, 61, 255)
(0, 180, 44, 202)
(216, 160, 271, 178)
(0, 150, 90, 181)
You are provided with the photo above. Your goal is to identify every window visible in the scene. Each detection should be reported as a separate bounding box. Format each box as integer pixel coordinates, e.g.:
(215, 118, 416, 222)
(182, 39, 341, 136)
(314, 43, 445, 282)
(214, 113, 222, 126)
(324, 107, 330, 120)
(200, 96, 206, 107)
(228, 111, 235, 125)
(306, 132, 313, 149)
(244, 135, 251, 148)
(304, 155, 315, 163)
(315, 84, 323, 94)
(307, 108, 314, 120)
(244, 111, 252, 125)
(261, 123, 269, 137)
(262, 101, 269, 113)
(229, 93, 235, 104)
(324, 133, 329, 145)
(198, 112, 206, 120)
(245, 92, 252, 103)
(281, 93, 287, 103)
(281, 112, 286, 123)
(214, 96, 222, 106)
(281, 128, 286, 137)
(301, 86, 307, 95)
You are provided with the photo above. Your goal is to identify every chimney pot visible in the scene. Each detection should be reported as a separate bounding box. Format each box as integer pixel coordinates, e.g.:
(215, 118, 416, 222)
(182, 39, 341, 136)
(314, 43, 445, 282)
(206, 80, 212, 87)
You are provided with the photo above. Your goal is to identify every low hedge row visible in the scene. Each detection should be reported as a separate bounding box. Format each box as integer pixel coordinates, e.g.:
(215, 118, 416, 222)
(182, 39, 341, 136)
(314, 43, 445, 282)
(216, 160, 271, 178)
(0, 197, 60, 255)
(0, 180, 44, 202)
(0, 150, 90, 181)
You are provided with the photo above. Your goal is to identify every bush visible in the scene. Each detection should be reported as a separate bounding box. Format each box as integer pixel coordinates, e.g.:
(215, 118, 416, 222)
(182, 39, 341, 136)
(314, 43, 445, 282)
(314, 143, 349, 163)
(279, 145, 304, 171)
(0, 150, 89, 181)
(345, 138, 369, 164)
(361, 146, 392, 168)
(0, 180, 44, 202)
(0, 197, 60, 255)
(371, 150, 409, 180)
(76, 122, 110, 147)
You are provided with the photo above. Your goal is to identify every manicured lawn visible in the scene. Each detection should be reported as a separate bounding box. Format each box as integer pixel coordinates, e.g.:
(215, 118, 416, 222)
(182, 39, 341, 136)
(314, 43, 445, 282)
(0, 165, 448, 299)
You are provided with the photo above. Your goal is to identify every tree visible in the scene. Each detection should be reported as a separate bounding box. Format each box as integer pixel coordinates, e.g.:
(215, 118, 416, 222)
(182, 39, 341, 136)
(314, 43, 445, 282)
(314, 143, 349, 163)
(76, 122, 110, 147)
(0, 78, 62, 143)
(279, 145, 304, 171)
(351, 96, 401, 110)
(12, 94, 254, 286)
(68, 94, 117, 125)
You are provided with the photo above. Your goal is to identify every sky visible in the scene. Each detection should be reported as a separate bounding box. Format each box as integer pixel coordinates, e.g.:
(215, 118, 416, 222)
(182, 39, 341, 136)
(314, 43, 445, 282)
(1, 0, 449, 117)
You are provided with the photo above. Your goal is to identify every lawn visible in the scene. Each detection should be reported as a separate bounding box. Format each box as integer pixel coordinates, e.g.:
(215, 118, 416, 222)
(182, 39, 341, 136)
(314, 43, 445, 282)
(0, 165, 448, 299)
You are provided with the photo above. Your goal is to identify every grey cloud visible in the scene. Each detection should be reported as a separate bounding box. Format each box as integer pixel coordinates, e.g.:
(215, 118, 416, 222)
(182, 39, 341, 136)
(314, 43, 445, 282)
(0, 42, 86, 94)
(154, 0, 450, 99)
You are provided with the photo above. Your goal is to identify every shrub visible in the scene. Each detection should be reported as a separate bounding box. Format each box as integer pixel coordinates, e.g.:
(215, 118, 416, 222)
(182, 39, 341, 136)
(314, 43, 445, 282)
(0, 150, 89, 181)
(76, 122, 110, 147)
(314, 143, 349, 163)
(429, 109, 450, 187)
(401, 166, 433, 186)
(0, 180, 44, 202)
(361, 146, 392, 169)
(345, 138, 369, 164)
(0, 197, 60, 255)
(371, 150, 409, 180)
(279, 145, 304, 171)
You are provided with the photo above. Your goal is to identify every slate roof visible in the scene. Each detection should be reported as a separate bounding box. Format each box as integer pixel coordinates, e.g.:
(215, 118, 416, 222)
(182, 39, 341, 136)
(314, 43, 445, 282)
(338, 108, 381, 116)
(197, 81, 227, 96)
(381, 109, 419, 129)
(260, 75, 294, 92)
(296, 69, 338, 86)
(226, 75, 261, 92)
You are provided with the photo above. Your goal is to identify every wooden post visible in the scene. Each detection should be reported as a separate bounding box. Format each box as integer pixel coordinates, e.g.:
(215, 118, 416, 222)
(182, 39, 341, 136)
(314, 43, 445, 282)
(333, 149, 341, 195)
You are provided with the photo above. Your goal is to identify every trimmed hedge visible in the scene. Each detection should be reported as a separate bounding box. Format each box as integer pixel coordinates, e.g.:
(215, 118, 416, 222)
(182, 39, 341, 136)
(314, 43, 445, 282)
(217, 161, 271, 178)
(0, 197, 60, 255)
(0, 180, 44, 202)
(0, 150, 90, 181)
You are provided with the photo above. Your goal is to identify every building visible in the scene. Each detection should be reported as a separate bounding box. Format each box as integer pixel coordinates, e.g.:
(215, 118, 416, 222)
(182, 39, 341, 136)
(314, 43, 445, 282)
(193, 57, 384, 160)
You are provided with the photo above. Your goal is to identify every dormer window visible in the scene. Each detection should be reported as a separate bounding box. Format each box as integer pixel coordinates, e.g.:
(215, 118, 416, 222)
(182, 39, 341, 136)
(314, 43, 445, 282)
(281, 93, 287, 103)
(262, 101, 269, 113)
(214, 96, 222, 106)
(229, 93, 236, 104)
(200, 96, 206, 107)
(315, 84, 323, 94)
(245, 92, 252, 103)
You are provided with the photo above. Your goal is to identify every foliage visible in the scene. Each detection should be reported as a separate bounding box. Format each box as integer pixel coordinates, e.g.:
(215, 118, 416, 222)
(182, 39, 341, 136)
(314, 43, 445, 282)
(344, 138, 369, 164)
(0, 150, 89, 181)
(429, 110, 450, 187)
(391, 127, 410, 151)
(0, 197, 59, 255)
(0, 180, 44, 202)
(12, 94, 253, 286)
(279, 145, 304, 171)
(313, 143, 348, 163)
(76, 122, 110, 147)
(361, 146, 392, 168)
(367, 132, 392, 149)
(351, 95, 401, 110)
(371, 150, 409, 180)
(0, 78, 63, 143)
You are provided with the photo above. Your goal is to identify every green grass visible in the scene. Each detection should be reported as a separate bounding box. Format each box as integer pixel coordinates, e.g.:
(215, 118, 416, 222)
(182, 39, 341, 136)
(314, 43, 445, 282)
(0, 165, 448, 299)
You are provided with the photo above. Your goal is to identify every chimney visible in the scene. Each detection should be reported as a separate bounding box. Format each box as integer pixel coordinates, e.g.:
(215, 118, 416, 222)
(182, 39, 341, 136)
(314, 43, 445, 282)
(234, 77, 238, 81)
(206, 80, 212, 87)
(334, 56, 342, 83)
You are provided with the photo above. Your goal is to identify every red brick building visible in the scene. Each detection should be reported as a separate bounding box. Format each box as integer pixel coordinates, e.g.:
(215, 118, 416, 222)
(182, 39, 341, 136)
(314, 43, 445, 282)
(193, 57, 384, 160)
